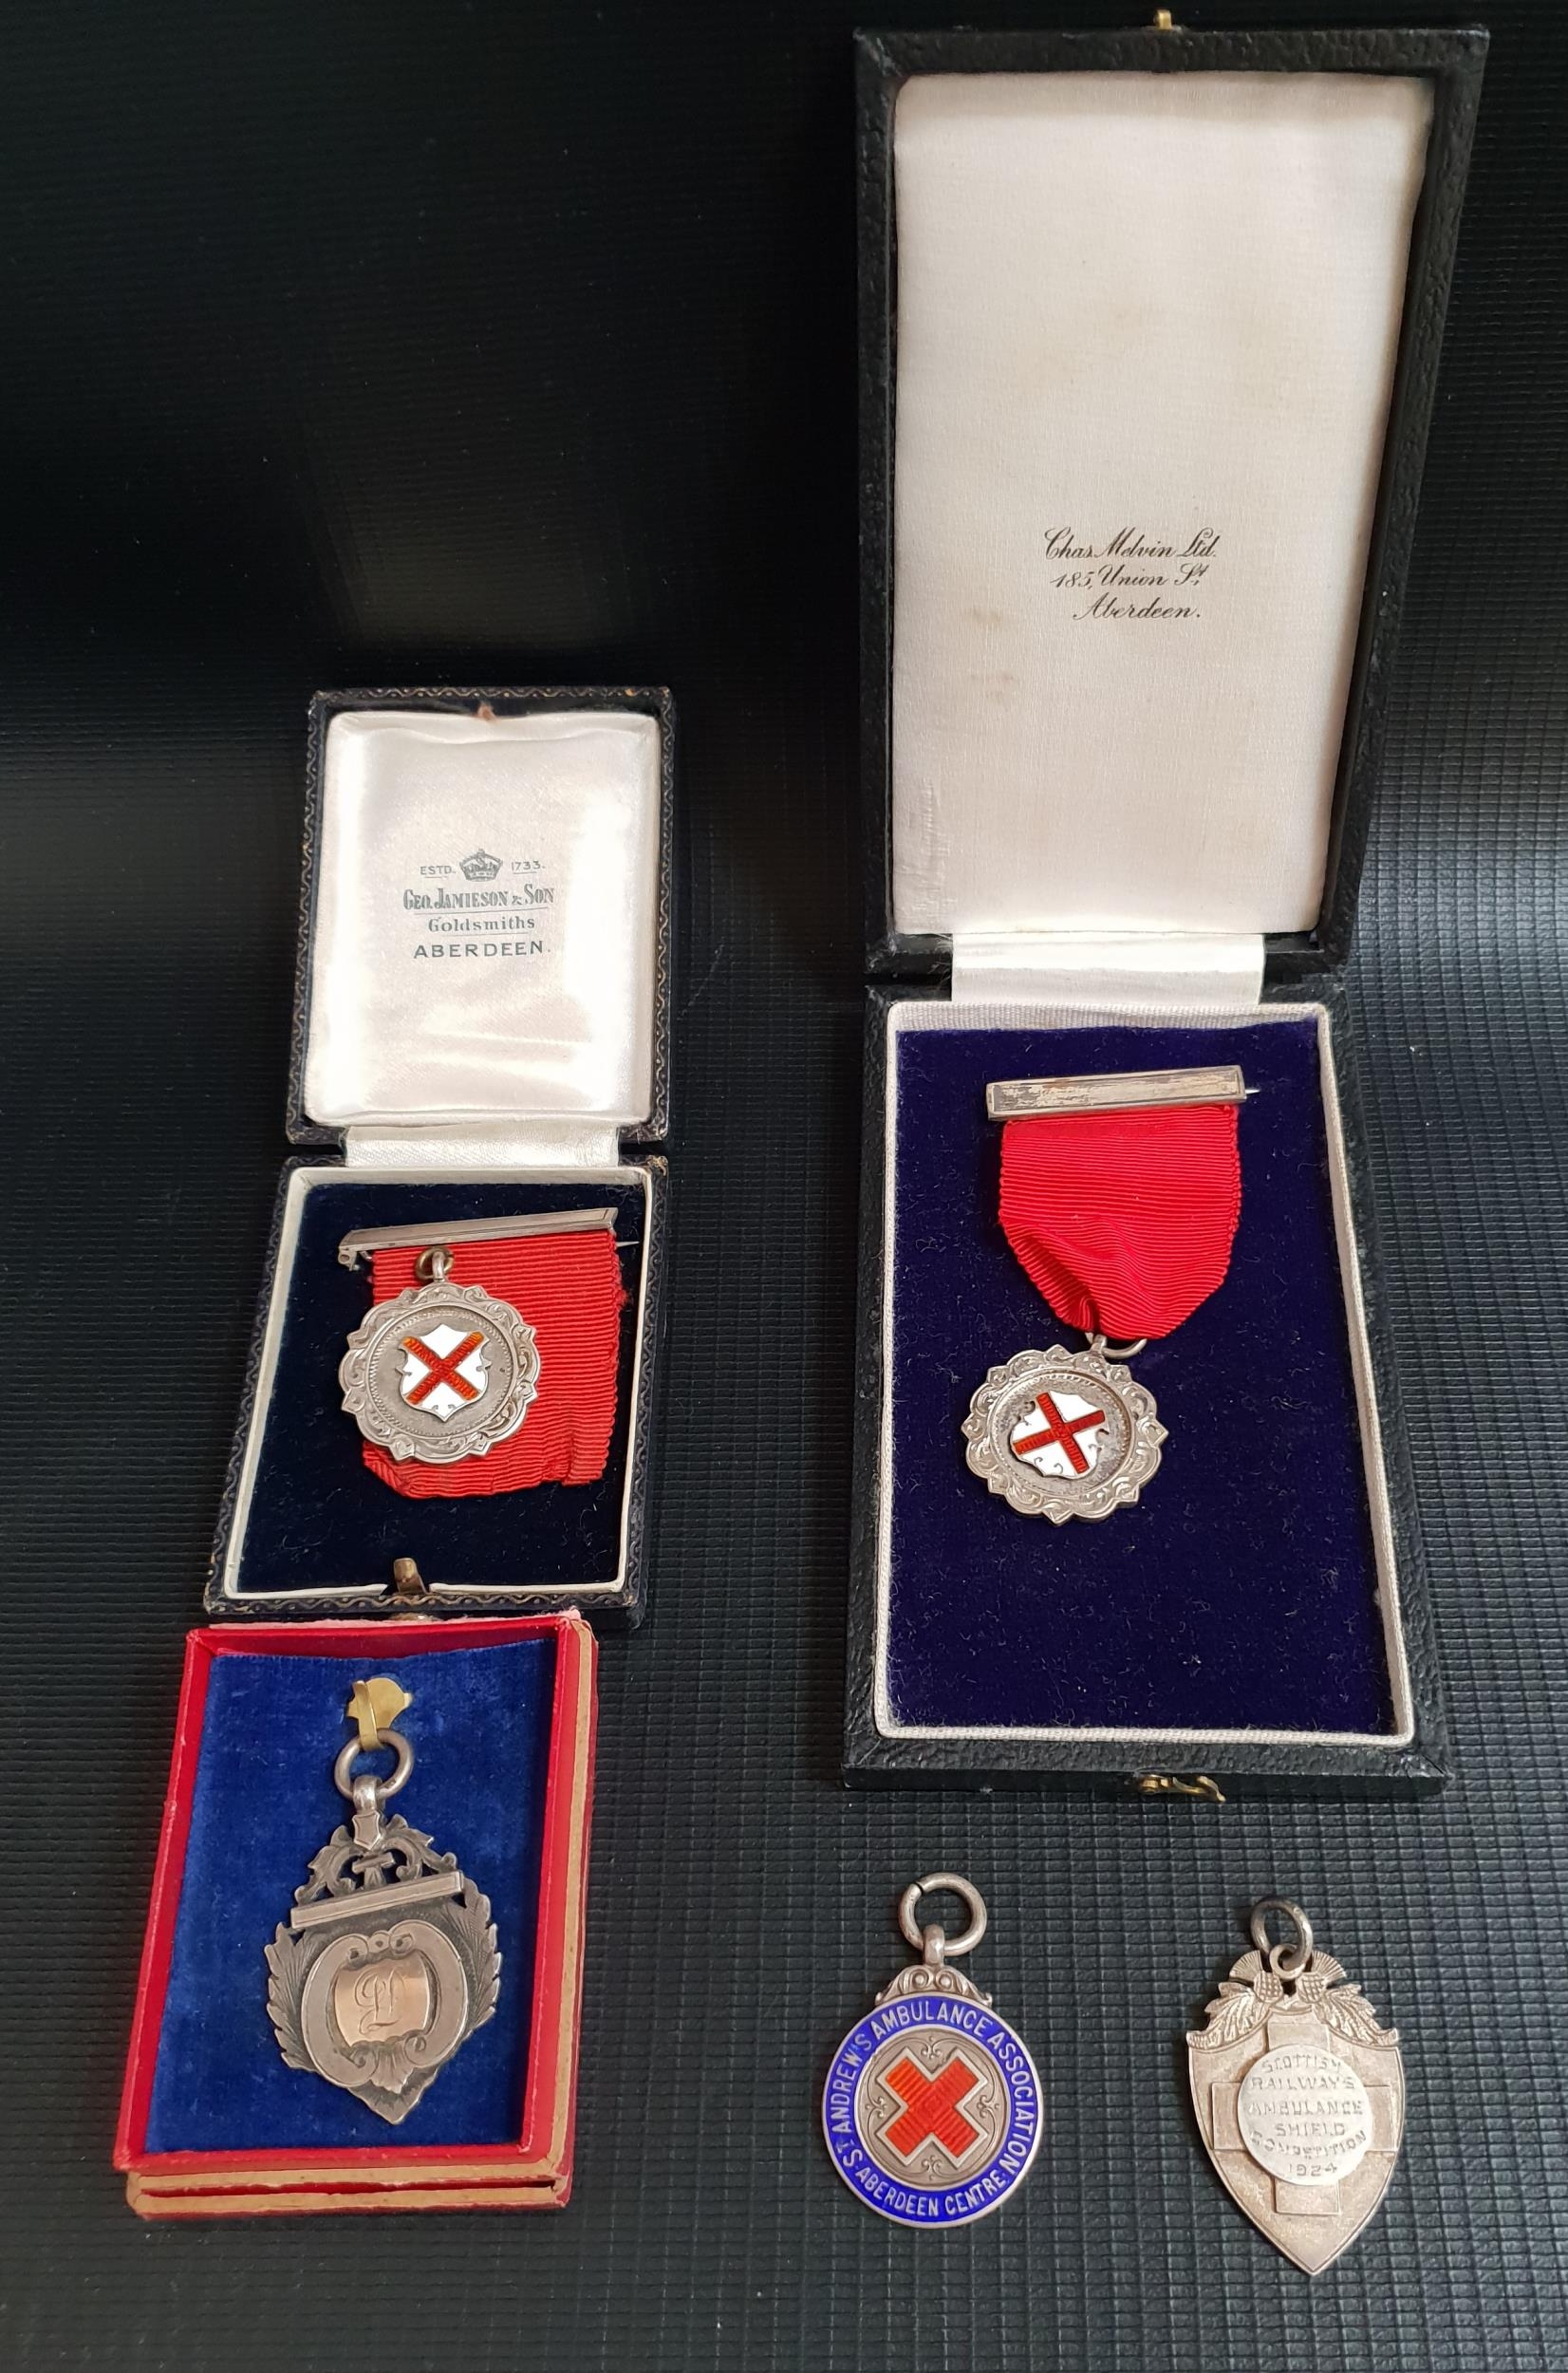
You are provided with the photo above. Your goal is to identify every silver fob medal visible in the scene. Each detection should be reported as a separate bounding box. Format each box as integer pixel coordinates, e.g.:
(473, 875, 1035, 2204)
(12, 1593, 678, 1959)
(822, 1875, 1043, 2227)
(266, 1678, 501, 2125)
(339, 1241, 541, 1467)
(1186, 1897, 1406, 2273)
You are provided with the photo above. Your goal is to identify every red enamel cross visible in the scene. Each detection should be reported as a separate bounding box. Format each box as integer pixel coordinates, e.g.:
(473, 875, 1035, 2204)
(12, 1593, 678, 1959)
(881, 2052, 984, 2162)
(401, 1330, 485, 1407)
(1013, 1391, 1105, 1474)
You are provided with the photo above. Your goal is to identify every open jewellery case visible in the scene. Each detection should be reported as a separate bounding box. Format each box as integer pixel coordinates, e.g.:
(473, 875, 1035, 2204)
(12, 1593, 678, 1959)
(116, 1614, 596, 2216)
(845, 23, 1486, 1794)
(208, 687, 673, 1628)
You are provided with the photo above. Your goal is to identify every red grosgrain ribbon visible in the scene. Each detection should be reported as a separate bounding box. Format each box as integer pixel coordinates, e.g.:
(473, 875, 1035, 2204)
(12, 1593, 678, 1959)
(999, 1104, 1241, 1341)
(364, 1229, 625, 1498)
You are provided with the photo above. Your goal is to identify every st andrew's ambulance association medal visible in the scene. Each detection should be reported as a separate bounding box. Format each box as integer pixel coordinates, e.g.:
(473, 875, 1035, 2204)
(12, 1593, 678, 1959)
(963, 1338, 1166, 1523)
(340, 1238, 540, 1468)
(964, 1064, 1247, 1519)
(1186, 1897, 1406, 2275)
(266, 1678, 501, 2126)
(335, 1206, 625, 1500)
(823, 1874, 1042, 2227)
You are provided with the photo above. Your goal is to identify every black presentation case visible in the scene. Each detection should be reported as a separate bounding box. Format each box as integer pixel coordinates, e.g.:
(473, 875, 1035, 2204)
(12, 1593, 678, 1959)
(845, 23, 1487, 1795)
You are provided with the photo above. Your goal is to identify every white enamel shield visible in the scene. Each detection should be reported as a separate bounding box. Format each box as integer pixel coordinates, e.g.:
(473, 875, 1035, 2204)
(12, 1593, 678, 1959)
(399, 1322, 490, 1421)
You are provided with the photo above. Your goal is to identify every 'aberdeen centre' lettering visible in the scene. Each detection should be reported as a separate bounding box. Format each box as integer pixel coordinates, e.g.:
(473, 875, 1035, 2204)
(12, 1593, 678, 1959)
(822, 1995, 1042, 2228)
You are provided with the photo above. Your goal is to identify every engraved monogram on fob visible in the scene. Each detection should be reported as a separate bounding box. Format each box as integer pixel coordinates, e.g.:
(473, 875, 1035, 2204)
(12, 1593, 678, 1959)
(1186, 1898, 1405, 2273)
(266, 1679, 500, 2125)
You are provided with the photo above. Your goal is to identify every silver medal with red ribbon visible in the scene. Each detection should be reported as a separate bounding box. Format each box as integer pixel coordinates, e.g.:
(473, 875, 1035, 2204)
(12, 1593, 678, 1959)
(964, 1064, 1246, 1519)
(339, 1242, 540, 1467)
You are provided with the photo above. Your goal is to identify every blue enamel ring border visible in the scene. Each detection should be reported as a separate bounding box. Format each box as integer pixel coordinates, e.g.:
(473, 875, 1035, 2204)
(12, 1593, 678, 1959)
(821, 1994, 1043, 2227)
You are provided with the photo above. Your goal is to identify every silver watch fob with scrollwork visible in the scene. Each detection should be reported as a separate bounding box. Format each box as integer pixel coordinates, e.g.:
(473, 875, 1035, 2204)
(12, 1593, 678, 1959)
(822, 1874, 1043, 2228)
(266, 1681, 501, 2125)
(338, 1235, 540, 1467)
(1186, 1897, 1406, 2274)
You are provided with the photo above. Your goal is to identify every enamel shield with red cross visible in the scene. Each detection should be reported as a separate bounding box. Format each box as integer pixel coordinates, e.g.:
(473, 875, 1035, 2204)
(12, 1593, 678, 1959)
(399, 1323, 490, 1421)
(963, 1342, 1166, 1523)
(1008, 1385, 1108, 1479)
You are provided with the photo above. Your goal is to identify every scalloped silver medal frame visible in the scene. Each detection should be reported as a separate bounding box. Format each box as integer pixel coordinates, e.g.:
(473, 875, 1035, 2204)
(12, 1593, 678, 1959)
(962, 1342, 1166, 1521)
(339, 1279, 540, 1466)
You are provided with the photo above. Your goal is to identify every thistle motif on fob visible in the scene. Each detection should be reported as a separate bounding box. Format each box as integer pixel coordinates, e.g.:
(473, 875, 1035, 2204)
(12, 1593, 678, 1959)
(1186, 1898, 1406, 2274)
(266, 1679, 500, 2124)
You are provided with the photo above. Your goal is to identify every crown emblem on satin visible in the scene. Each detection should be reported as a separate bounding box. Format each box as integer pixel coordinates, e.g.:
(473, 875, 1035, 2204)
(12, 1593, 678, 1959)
(458, 849, 503, 881)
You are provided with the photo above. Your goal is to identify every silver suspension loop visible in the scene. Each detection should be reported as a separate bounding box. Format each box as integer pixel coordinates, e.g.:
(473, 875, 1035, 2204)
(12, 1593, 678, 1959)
(1250, 1896, 1315, 1977)
(333, 1728, 414, 1804)
(1088, 1332, 1148, 1362)
(899, 1873, 988, 1961)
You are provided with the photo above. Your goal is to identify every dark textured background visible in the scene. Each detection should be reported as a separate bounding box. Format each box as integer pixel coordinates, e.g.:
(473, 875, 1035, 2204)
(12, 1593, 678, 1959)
(0, 2, 1563, 2365)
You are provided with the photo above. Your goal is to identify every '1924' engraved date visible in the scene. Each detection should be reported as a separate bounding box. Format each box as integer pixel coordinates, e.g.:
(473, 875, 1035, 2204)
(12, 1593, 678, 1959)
(1044, 527, 1219, 622)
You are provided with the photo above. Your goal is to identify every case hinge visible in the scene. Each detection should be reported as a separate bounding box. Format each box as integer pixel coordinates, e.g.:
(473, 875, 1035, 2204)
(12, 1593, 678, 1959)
(1130, 1773, 1226, 1803)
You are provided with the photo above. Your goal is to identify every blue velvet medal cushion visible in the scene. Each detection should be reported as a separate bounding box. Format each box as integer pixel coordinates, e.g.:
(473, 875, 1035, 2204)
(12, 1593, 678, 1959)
(885, 1018, 1399, 1739)
(144, 1639, 553, 2153)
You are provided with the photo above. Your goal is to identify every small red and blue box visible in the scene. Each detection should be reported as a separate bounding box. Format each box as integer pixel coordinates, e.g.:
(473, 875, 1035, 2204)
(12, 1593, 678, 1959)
(116, 1613, 595, 2216)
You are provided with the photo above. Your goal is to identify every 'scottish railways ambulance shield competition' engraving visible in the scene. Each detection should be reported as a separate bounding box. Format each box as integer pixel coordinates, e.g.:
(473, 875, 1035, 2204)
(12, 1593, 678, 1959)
(1186, 1898, 1406, 2274)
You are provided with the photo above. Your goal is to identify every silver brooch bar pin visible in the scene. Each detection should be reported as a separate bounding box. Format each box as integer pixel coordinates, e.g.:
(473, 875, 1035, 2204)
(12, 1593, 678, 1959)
(337, 1207, 617, 1269)
(985, 1064, 1250, 1121)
